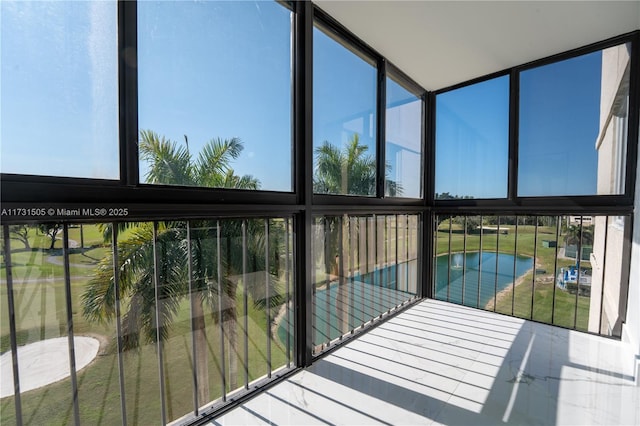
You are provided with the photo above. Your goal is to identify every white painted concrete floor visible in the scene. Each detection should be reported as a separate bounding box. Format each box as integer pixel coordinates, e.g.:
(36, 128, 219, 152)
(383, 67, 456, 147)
(212, 299, 639, 425)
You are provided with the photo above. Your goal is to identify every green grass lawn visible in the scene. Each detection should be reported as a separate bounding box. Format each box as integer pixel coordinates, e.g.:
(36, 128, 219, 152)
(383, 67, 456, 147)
(435, 219, 593, 331)
(1, 277, 290, 425)
(1, 225, 291, 425)
(493, 280, 590, 330)
(1, 295, 289, 425)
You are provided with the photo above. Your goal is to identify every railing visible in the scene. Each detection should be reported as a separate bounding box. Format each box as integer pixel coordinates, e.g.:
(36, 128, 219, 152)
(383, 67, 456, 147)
(311, 214, 420, 354)
(1, 218, 294, 425)
(2, 212, 631, 425)
(432, 214, 630, 336)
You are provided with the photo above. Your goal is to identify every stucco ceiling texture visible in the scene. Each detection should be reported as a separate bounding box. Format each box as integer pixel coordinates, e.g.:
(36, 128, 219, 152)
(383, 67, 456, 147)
(315, 1, 640, 91)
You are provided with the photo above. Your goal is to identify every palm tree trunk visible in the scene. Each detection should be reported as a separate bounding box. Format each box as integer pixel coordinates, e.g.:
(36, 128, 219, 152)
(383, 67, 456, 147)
(221, 285, 238, 391)
(227, 307, 238, 391)
(337, 215, 350, 334)
(192, 296, 209, 407)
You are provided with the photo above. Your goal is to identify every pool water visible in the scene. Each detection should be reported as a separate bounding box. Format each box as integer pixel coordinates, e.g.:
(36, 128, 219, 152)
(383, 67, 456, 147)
(277, 262, 417, 346)
(434, 252, 533, 307)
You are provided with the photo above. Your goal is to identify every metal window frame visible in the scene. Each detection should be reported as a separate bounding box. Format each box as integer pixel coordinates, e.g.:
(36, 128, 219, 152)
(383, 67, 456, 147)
(1, 1, 638, 425)
(432, 30, 639, 210)
(311, 4, 427, 205)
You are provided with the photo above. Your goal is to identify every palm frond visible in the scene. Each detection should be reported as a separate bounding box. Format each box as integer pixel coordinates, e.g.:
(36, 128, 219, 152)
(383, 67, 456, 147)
(82, 224, 154, 324)
(314, 141, 344, 193)
(83, 223, 188, 349)
(139, 129, 194, 185)
(230, 173, 260, 190)
(82, 132, 273, 355)
(97, 222, 140, 244)
(196, 137, 243, 181)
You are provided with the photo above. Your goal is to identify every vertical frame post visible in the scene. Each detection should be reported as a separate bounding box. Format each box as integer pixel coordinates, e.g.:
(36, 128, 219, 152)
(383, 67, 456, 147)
(216, 220, 227, 400)
(152, 222, 167, 424)
(477, 215, 483, 308)
(285, 218, 292, 367)
(508, 69, 520, 200)
(119, 0, 138, 186)
(186, 222, 199, 415)
(2, 226, 23, 425)
(242, 220, 250, 387)
(447, 216, 452, 302)
(598, 216, 610, 333)
(494, 216, 500, 312)
(462, 216, 468, 306)
(111, 224, 128, 426)
(377, 59, 387, 198)
(574, 216, 583, 329)
(293, 0, 313, 367)
(511, 217, 519, 316)
(62, 224, 81, 426)
(551, 216, 561, 325)
(265, 219, 272, 377)
(531, 218, 539, 319)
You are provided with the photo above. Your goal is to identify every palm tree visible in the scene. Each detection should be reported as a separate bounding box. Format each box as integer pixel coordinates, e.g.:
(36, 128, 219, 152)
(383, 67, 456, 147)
(564, 223, 594, 246)
(314, 133, 401, 196)
(82, 130, 281, 407)
(564, 222, 594, 262)
(139, 130, 259, 189)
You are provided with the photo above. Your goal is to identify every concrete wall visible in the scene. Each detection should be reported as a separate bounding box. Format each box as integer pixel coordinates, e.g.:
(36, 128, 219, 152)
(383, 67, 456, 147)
(603, 43, 640, 382)
(624, 124, 640, 383)
(591, 44, 631, 335)
(629, 2, 640, 382)
(589, 216, 627, 334)
(624, 140, 640, 384)
(633, 4, 640, 374)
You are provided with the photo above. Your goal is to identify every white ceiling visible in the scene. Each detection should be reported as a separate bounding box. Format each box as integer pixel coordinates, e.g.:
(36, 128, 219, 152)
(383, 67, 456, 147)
(314, 1, 640, 91)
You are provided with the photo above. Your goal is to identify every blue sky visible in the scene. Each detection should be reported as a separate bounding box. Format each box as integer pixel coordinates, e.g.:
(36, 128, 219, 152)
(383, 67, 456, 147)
(2, 0, 293, 191)
(313, 24, 377, 187)
(138, 0, 292, 191)
(436, 51, 603, 198)
(436, 76, 510, 199)
(518, 51, 601, 196)
(1, 0, 607, 198)
(1, 1, 119, 179)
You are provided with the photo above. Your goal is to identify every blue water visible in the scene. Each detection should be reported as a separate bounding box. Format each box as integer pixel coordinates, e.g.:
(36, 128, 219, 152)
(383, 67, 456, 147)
(434, 252, 533, 307)
(276, 253, 531, 346)
(277, 262, 417, 346)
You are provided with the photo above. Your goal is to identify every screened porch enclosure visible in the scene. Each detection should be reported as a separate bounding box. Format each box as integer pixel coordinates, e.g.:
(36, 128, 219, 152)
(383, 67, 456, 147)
(1, 1, 639, 425)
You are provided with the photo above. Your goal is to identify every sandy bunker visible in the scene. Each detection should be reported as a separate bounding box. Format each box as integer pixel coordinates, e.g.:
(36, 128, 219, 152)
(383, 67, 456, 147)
(1, 336, 99, 398)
